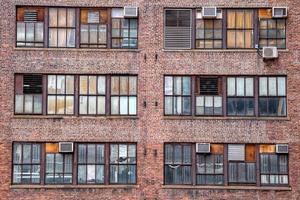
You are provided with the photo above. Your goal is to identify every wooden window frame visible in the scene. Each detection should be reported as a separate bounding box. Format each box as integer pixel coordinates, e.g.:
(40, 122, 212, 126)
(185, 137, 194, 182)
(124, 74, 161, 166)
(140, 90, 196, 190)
(258, 76, 287, 117)
(164, 143, 193, 185)
(259, 19, 286, 49)
(164, 75, 192, 116)
(109, 143, 137, 185)
(12, 142, 42, 185)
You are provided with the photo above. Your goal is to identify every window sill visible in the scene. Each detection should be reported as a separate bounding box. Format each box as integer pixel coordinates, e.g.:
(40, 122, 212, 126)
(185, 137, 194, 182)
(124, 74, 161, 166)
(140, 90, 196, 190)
(162, 185, 291, 191)
(13, 115, 139, 120)
(10, 184, 139, 189)
(163, 116, 290, 121)
(162, 49, 289, 53)
(13, 47, 141, 52)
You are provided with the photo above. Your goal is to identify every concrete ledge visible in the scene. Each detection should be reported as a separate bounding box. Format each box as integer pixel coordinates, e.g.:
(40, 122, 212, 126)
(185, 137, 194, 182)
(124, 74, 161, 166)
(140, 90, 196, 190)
(162, 185, 292, 191)
(10, 184, 139, 189)
(162, 49, 289, 53)
(13, 115, 139, 120)
(13, 47, 141, 52)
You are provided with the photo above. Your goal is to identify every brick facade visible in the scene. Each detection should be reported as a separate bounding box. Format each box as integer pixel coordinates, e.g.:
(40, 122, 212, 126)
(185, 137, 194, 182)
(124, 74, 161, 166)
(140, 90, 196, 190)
(0, 0, 300, 199)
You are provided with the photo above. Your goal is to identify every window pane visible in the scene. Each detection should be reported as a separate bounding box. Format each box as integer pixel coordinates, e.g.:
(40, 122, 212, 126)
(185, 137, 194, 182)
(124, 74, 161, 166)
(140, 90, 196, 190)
(111, 77, 119, 95)
(206, 155, 214, 174)
(96, 165, 104, 183)
(128, 145, 136, 163)
(259, 77, 268, 96)
(88, 96, 97, 114)
(26, 23, 34, 42)
(110, 165, 118, 183)
(229, 163, 237, 182)
(66, 75, 74, 94)
(245, 78, 253, 96)
(57, 29, 67, 47)
(245, 10, 253, 28)
(174, 77, 182, 95)
(227, 31, 235, 48)
(13, 165, 21, 183)
(174, 145, 182, 164)
(32, 144, 40, 163)
(111, 8, 124, 18)
(56, 96, 65, 114)
(80, 76, 88, 95)
(57, 76, 65, 94)
(129, 76, 137, 95)
(227, 78, 235, 96)
(97, 96, 106, 115)
(129, 97, 137, 115)
(17, 22, 25, 42)
(80, 96, 88, 115)
(277, 77, 286, 96)
(49, 8, 57, 27)
(236, 11, 245, 29)
(110, 145, 118, 164)
(87, 165, 95, 183)
(67, 9, 75, 27)
(119, 145, 127, 163)
(96, 145, 105, 164)
(58, 8, 67, 27)
(49, 28, 57, 47)
(111, 97, 119, 114)
(81, 25, 88, 44)
(174, 96, 182, 115)
(48, 75, 56, 94)
(78, 165, 86, 183)
(270, 154, 278, 173)
(165, 76, 173, 95)
(47, 96, 56, 114)
(165, 144, 173, 164)
(24, 95, 33, 113)
(227, 11, 235, 28)
(87, 145, 96, 163)
(269, 77, 277, 96)
(65, 96, 74, 114)
(165, 97, 173, 115)
(182, 97, 191, 115)
(97, 76, 106, 94)
(183, 145, 191, 164)
(120, 96, 128, 115)
(238, 163, 246, 182)
(15, 95, 24, 113)
(78, 145, 86, 163)
(34, 95, 42, 114)
(120, 77, 129, 95)
(236, 30, 244, 48)
(182, 77, 191, 95)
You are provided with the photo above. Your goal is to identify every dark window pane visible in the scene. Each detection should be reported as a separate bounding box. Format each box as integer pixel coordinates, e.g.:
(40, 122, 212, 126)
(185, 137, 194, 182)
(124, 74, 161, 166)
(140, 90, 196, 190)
(164, 165, 173, 184)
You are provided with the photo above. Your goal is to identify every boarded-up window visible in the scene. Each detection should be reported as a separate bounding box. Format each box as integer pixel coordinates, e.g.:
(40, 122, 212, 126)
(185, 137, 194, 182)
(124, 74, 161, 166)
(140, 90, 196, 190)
(227, 9, 254, 48)
(15, 74, 43, 114)
(16, 7, 44, 47)
(164, 9, 192, 49)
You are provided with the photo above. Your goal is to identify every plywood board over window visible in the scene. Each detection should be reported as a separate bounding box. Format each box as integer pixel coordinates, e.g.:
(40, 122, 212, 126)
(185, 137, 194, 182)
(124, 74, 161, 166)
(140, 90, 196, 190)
(259, 9, 272, 19)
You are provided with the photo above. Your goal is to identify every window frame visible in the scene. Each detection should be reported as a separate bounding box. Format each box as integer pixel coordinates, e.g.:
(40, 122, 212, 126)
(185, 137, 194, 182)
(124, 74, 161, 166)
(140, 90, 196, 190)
(12, 142, 42, 185)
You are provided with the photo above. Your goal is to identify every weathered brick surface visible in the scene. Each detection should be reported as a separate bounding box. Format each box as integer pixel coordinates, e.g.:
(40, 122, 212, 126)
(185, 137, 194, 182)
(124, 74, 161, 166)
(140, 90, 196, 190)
(0, 0, 300, 199)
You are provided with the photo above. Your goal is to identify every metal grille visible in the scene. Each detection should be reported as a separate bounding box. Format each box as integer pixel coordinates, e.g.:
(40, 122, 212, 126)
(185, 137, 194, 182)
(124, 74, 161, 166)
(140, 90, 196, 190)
(24, 10, 38, 22)
(200, 77, 219, 95)
(165, 27, 191, 49)
(23, 74, 42, 94)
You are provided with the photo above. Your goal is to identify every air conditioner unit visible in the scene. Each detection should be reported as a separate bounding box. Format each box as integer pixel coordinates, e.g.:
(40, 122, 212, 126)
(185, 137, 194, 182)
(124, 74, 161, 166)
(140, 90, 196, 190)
(262, 47, 278, 59)
(276, 144, 288, 154)
(124, 6, 138, 17)
(59, 142, 74, 153)
(272, 7, 288, 18)
(202, 7, 217, 18)
(196, 143, 211, 153)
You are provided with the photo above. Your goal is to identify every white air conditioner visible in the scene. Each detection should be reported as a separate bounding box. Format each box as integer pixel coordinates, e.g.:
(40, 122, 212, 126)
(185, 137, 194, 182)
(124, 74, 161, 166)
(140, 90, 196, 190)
(59, 142, 74, 153)
(202, 7, 217, 18)
(124, 6, 138, 17)
(262, 46, 278, 59)
(272, 7, 288, 18)
(276, 144, 289, 154)
(196, 143, 211, 153)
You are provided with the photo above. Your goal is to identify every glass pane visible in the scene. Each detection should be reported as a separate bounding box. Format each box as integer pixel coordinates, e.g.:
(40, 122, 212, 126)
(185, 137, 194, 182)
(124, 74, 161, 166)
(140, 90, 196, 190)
(183, 145, 191, 164)
(80, 25, 88, 44)
(237, 163, 246, 182)
(15, 95, 24, 113)
(90, 25, 98, 44)
(17, 22, 25, 42)
(56, 96, 65, 114)
(97, 96, 106, 115)
(55, 154, 63, 173)
(32, 144, 40, 163)
(247, 163, 256, 182)
(47, 96, 56, 114)
(164, 165, 173, 184)
(97, 145, 105, 164)
(227, 30, 235, 48)
(227, 11, 235, 28)
(96, 165, 104, 183)
(120, 77, 129, 95)
(119, 145, 127, 163)
(236, 78, 245, 96)
(13, 144, 22, 163)
(78, 145, 86, 163)
(164, 76, 173, 95)
(57, 29, 67, 47)
(24, 95, 33, 113)
(182, 77, 191, 95)
(174, 77, 182, 95)
(165, 96, 173, 115)
(277, 77, 286, 96)
(259, 77, 268, 96)
(64, 154, 72, 173)
(260, 154, 269, 173)
(197, 155, 205, 174)
(46, 154, 54, 173)
(128, 165, 136, 183)
(182, 166, 191, 184)
(23, 145, 31, 163)
(65, 75, 74, 94)
(87, 165, 95, 183)
(236, 30, 245, 48)
(129, 97, 137, 115)
(97, 76, 106, 94)
(13, 165, 21, 183)
(174, 145, 182, 164)
(261, 175, 269, 184)
(111, 97, 119, 114)
(236, 11, 245, 28)
(48, 75, 56, 94)
(182, 97, 191, 115)
(67, 9, 76, 27)
(87, 144, 96, 163)
(49, 8, 58, 27)
(206, 155, 214, 174)
(110, 165, 118, 183)
(270, 154, 278, 173)
(111, 8, 124, 18)
(22, 165, 31, 183)
(215, 155, 223, 174)
(129, 76, 137, 95)
(58, 8, 67, 27)
(229, 163, 237, 182)
(245, 78, 253, 96)
(118, 165, 127, 183)
(196, 96, 204, 115)
(120, 96, 128, 115)
(98, 25, 107, 44)
(214, 96, 222, 115)
(88, 96, 97, 115)
(57, 75, 65, 94)
(49, 28, 57, 47)
(165, 144, 173, 164)
(26, 23, 34, 42)
(174, 96, 182, 115)
(269, 77, 277, 96)
(111, 76, 119, 95)
(34, 95, 42, 114)
(128, 145, 136, 163)
(110, 145, 118, 164)
(227, 78, 235, 96)
(279, 155, 288, 173)
(80, 76, 88, 95)
(67, 29, 75, 47)
(245, 10, 253, 28)
(79, 96, 88, 115)
(279, 175, 288, 184)
(65, 96, 74, 114)
(78, 165, 86, 183)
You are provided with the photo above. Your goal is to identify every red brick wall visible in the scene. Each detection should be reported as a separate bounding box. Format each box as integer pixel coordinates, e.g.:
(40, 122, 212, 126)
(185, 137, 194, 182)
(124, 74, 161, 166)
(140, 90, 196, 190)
(0, 0, 300, 199)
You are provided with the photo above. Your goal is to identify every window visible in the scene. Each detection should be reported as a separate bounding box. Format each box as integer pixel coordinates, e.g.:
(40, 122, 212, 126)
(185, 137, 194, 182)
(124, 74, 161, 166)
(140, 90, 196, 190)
(45, 153, 73, 184)
(78, 144, 105, 184)
(196, 144, 224, 185)
(164, 144, 192, 184)
(16, 7, 44, 47)
(227, 77, 254, 116)
(47, 75, 75, 115)
(164, 9, 192, 49)
(164, 76, 191, 115)
(80, 9, 108, 48)
(15, 74, 43, 114)
(259, 19, 286, 49)
(227, 9, 254, 48)
(259, 76, 286, 116)
(260, 145, 288, 185)
(195, 77, 222, 115)
(13, 143, 41, 184)
(228, 144, 256, 184)
(110, 76, 137, 115)
(79, 76, 106, 115)
(110, 144, 136, 184)
(48, 8, 76, 47)
(111, 8, 138, 48)
(196, 9, 222, 49)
